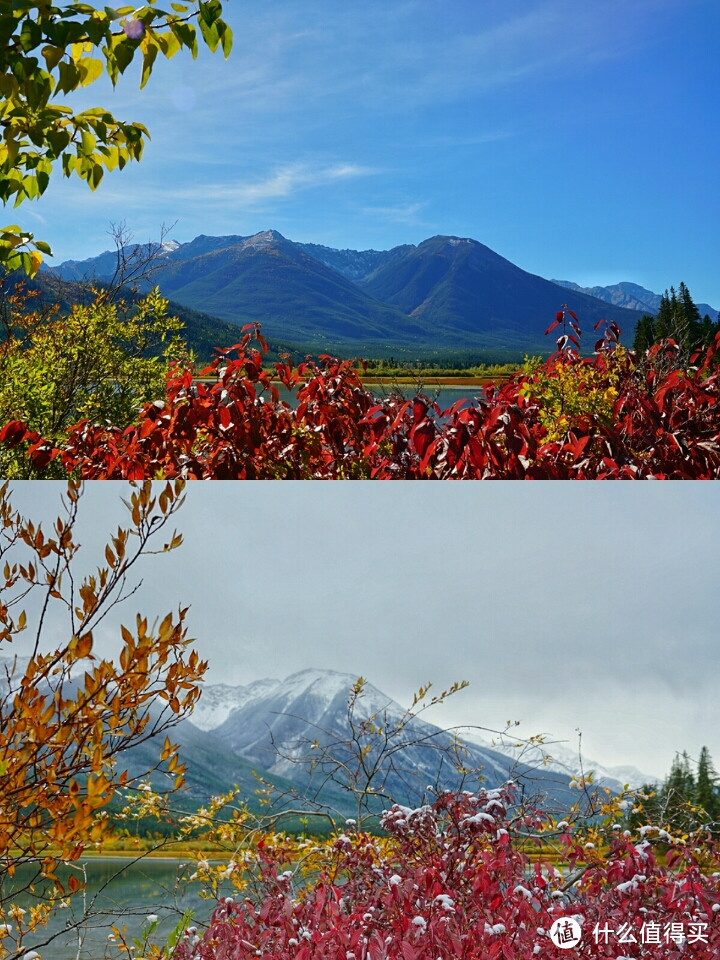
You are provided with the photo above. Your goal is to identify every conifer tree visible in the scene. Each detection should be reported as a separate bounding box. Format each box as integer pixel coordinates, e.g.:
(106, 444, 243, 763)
(678, 281, 702, 347)
(633, 282, 719, 354)
(660, 750, 697, 830)
(632, 313, 655, 353)
(653, 289, 673, 342)
(696, 745, 719, 824)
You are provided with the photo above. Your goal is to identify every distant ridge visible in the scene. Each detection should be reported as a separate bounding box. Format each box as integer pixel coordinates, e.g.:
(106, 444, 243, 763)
(185, 668, 583, 810)
(49, 230, 652, 359)
(553, 279, 718, 323)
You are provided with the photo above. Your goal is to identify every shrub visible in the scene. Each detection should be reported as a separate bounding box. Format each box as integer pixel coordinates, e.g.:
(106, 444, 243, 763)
(170, 784, 720, 959)
(3, 312, 720, 478)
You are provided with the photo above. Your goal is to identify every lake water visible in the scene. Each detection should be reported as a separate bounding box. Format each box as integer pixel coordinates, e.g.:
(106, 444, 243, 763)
(4, 852, 569, 957)
(4, 858, 216, 960)
(275, 382, 485, 414)
(368, 384, 484, 411)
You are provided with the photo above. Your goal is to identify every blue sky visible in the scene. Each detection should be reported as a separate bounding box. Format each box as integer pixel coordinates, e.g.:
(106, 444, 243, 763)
(8, 481, 720, 781)
(23, 0, 720, 309)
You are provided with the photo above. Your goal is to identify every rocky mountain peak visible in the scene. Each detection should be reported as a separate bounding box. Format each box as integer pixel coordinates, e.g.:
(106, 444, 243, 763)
(241, 229, 285, 251)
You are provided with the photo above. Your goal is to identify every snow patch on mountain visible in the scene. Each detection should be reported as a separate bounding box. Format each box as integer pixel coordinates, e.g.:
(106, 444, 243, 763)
(192, 669, 658, 790)
(191, 669, 378, 732)
(192, 678, 281, 731)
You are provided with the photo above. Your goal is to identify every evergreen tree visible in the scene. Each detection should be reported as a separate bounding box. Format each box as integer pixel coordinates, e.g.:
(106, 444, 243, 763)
(633, 282, 719, 354)
(700, 314, 716, 348)
(696, 745, 719, 823)
(665, 750, 695, 795)
(660, 750, 697, 831)
(678, 282, 703, 348)
(653, 289, 673, 342)
(633, 314, 656, 353)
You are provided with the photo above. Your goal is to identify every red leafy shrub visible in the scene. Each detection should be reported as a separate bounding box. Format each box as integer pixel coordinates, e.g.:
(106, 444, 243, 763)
(171, 786, 720, 959)
(3, 315, 720, 478)
(55, 327, 380, 479)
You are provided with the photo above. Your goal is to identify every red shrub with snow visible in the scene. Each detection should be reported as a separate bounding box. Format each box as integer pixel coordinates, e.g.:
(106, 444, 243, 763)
(171, 786, 720, 959)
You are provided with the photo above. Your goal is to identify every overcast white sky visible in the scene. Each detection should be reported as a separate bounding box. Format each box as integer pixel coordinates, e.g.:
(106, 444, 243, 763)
(7, 481, 717, 782)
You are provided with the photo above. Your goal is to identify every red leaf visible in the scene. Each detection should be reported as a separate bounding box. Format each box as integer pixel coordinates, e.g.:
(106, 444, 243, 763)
(411, 420, 435, 460)
(568, 309, 578, 322)
(27, 440, 57, 471)
(544, 318, 562, 335)
(0, 419, 29, 448)
(139, 417, 157, 440)
(569, 433, 590, 459)
(400, 942, 417, 960)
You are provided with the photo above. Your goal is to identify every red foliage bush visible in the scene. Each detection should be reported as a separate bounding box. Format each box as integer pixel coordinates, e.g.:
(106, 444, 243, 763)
(3, 316, 720, 478)
(170, 786, 720, 959)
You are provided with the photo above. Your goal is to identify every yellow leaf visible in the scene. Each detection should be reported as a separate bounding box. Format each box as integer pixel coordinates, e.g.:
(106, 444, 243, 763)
(70, 41, 94, 61)
(78, 57, 104, 87)
(70, 633, 93, 659)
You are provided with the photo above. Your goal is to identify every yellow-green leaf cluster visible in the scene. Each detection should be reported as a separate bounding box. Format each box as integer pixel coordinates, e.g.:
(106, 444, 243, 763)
(520, 349, 630, 443)
(0, 0, 233, 274)
(0, 283, 189, 477)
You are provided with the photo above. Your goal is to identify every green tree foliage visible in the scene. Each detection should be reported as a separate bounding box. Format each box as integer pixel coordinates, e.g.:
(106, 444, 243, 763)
(0, 0, 232, 273)
(632, 312, 656, 353)
(630, 748, 720, 836)
(0, 281, 187, 477)
(696, 745, 720, 823)
(633, 283, 720, 355)
(662, 750, 697, 831)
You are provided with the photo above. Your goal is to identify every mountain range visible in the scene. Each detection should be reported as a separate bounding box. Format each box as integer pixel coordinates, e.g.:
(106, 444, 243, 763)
(155, 668, 653, 815)
(552, 279, 718, 322)
(1, 660, 653, 820)
(46, 230, 660, 361)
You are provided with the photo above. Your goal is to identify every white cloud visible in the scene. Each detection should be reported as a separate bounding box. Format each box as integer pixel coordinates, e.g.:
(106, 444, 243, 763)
(173, 162, 376, 206)
(362, 201, 426, 225)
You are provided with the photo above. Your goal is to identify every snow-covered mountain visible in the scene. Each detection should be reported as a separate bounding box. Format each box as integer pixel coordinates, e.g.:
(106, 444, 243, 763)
(2, 659, 657, 810)
(185, 668, 585, 811)
(190, 678, 282, 731)
(193, 669, 658, 797)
